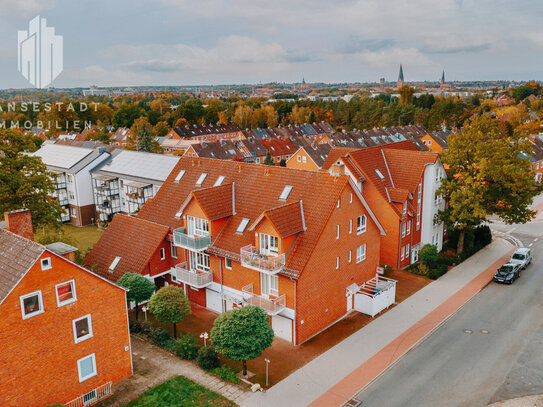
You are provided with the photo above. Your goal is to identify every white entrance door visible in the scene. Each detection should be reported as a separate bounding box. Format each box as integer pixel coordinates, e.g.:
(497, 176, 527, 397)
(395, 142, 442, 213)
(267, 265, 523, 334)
(205, 289, 222, 312)
(271, 315, 293, 342)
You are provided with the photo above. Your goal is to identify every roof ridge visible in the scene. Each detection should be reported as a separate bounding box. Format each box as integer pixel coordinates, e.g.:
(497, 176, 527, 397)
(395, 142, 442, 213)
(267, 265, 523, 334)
(0, 228, 46, 251)
(127, 213, 170, 230)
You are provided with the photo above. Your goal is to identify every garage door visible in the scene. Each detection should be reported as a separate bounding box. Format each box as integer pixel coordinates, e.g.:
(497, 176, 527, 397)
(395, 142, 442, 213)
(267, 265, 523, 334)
(206, 289, 222, 313)
(272, 315, 293, 343)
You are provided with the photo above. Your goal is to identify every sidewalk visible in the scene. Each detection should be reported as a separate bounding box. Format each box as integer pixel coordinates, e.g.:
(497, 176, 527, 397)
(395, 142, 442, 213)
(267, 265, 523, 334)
(489, 395, 543, 407)
(242, 238, 514, 407)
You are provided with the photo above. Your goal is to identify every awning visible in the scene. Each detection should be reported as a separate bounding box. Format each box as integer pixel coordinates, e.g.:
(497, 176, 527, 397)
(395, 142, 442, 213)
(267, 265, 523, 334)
(123, 179, 152, 188)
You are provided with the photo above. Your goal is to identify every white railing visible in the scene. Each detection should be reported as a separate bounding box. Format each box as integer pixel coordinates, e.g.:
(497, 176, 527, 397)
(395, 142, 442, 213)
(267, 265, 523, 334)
(173, 227, 211, 251)
(240, 245, 285, 275)
(242, 284, 286, 315)
(353, 276, 397, 318)
(65, 381, 112, 407)
(175, 262, 213, 288)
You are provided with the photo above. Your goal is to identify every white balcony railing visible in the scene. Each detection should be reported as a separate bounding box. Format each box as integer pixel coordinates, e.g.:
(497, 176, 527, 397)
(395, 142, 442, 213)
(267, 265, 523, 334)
(242, 284, 286, 315)
(65, 381, 112, 407)
(173, 227, 211, 251)
(240, 245, 285, 275)
(174, 262, 213, 288)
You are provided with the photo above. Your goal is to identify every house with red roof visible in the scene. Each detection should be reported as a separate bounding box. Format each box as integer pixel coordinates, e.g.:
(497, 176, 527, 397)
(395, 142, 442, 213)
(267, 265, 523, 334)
(0, 209, 132, 407)
(85, 158, 391, 345)
(259, 137, 297, 165)
(339, 141, 446, 269)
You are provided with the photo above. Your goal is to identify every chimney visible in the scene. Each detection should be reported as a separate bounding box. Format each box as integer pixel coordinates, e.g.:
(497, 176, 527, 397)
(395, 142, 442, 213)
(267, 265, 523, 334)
(4, 209, 34, 241)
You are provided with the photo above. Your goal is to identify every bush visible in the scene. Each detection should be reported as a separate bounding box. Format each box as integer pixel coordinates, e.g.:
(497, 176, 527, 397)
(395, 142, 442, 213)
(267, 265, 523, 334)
(419, 244, 438, 268)
(428, 264, 448, 280)
(212, 366, 240, 384)
(474, 225, 492, 247)
(174, 334, 200, 360)
(149, 327, 171, 347)
(129, 319, 151, 334)
(197, 346, 220, 370)
(416, 263, 429, 275)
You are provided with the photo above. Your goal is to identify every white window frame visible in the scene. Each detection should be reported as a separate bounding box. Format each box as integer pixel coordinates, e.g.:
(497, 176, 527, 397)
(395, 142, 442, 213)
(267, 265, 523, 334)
(357, 215, 367, 235)
(225, 258, 232, 270)
(349, 219, 352, 234)
(41, 257, 52, 270)
(337, 200, 340, 208)
(336, 225, 340, 239)
(189, 251, 210, 272)
(259, 233, 279, 256)
(236, 218, 250, 234)
(407, 220, 411, 235)
(302, 156, 307, 163)
(171, 242, 178, 259)
(336, 257, 339, 270)
(160, 248, 166, 260)
(401, 246, 405, 261)
(348, 250, 352, 263)
(77, 353, 97, 383)
(55, 280, 77, 307)
(174, 170, 186, 182)
(402, 222, 406, 237)
(20, 290, 44, 319)
(73, 314, 93, 343)
(356, 244, 366, 263)
(187, 216, 209, 236)
(350, 193, 353, 203)
(214, 175, 226, 186)
(406, 244, 410, 257)
(196, 173, 208, 186)
(261, 273, 279, 297)
(297, 155, 301, 162)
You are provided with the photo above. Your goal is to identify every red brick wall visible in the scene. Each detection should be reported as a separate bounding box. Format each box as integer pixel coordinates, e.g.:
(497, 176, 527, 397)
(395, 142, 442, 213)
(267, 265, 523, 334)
(4, 209, 34, 241)
(295, 184, 381, 344)
(147, 239, 174, 277)
(0, 251, 132, 407)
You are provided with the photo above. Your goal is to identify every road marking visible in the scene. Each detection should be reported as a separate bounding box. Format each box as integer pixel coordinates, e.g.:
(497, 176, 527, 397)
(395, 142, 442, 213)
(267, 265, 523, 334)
(529, 243, 533, 247)
(508, 227, 517, 234)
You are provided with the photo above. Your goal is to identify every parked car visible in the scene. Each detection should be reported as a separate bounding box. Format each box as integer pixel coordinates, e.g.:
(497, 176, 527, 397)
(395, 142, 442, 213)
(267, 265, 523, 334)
(509, 248, 532, 270)
(493, 263, 522, 284)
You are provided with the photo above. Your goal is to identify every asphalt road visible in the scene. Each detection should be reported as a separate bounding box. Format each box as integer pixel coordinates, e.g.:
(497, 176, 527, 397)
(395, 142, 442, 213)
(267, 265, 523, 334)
(352, 217, 543, 407)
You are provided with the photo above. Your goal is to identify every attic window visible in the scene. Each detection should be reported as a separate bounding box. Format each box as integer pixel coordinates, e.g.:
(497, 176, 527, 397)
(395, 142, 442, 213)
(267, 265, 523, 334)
(109, 256, 122, 272)
(196, 173, 208, 186)
(279, 185, 293, 200)
(375, 169, 385, 180)
(174, 170, 186, 182)
(236, 218, 250, 234)
(214, 175, 225, 186)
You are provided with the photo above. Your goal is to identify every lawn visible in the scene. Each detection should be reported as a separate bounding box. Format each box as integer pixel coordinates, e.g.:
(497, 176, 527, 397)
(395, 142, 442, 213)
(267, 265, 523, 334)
(34, 224, 103, 253)
(123, 376, 233, 407)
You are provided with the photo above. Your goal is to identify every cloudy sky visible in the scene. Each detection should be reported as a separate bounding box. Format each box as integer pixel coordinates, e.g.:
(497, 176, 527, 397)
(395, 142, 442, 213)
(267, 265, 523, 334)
(1, 0, 543, 89)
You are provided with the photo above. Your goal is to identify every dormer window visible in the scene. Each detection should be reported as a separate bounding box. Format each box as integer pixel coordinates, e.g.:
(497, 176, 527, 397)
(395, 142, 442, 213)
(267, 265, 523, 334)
(260, 233, 279, 256)
(187, 216, 209, 236)
(279, 185, 293, 200)
(214, 175, 225, 186)
(196, 173, 208, 186)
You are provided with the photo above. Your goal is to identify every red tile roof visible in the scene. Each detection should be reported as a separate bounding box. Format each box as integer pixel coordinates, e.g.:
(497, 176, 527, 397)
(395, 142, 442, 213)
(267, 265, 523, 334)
(322, 147, 359, 170)
(182, 183, 233, 221)
(83, 214, 170, 282)
(138, 158, 351, 278)
(250, 201, 305, 238)
(259, 137, 297, 156)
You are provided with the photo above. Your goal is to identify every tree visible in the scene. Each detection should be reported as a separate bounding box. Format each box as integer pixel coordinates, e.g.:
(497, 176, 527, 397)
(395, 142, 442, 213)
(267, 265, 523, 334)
(0, 129, 63, 229)
(263, 152, 274, 166)
(112, 104, 142, 128)
(436, 115, 538, 253)
(127, 117, 161, 153)
(399, 85, 415, 106)
(148, 285, 191, 338)
(117, 272, 155, 320)
(153, 121, 170, 138)
(211, 306, 274, 376)
(419, 244, 438, 268)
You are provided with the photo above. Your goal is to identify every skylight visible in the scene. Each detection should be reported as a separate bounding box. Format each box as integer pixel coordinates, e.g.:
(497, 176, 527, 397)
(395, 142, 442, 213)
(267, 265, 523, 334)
(174, 170, 186, 182)
(375, 169, 385, 180)
(236, 218, 250, 233)
(109, 256, 122, 271)
(214, 175, 225, 186)
(196, 173, 208, 186)
(279, 185, 293, 200)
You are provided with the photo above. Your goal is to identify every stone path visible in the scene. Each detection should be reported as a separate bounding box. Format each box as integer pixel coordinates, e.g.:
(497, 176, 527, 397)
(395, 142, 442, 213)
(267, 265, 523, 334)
(108, 335, 250, 406)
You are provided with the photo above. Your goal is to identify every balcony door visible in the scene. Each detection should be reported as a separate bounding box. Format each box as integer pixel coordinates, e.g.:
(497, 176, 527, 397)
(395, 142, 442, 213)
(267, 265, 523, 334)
(259, 233, 279, 256)
(189, 251, 210, 272)
(187, 216, 209, 237)
(261, 273, 279, 297)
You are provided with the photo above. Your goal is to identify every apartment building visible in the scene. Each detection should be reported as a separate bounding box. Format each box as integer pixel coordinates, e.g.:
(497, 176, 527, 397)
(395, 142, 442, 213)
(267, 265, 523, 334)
(31, 144, 109, 225)
(85, 158, 390, 345)
(91, 150, 180, 222)
(167, 122, 243, 142)
(0, 210, 132, 407)
(340, 141, 446, 269)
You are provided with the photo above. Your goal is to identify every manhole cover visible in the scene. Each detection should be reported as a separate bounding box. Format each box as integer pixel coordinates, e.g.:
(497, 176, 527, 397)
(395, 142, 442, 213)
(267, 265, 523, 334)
(481, 329, 489, 334)
(464, 329, 473, 334)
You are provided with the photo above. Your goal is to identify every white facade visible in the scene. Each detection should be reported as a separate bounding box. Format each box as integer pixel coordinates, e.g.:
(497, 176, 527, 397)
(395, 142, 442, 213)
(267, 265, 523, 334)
(420, 160, 446, 253)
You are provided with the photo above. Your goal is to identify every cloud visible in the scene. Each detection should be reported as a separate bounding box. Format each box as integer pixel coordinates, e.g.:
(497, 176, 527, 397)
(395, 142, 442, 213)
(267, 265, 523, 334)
(57, 66, 153, 87)
(340, 37, 396, 54)
(0, 0, 54, 16)
(355, 47, 440, 75)
(422, 35, 492, 54)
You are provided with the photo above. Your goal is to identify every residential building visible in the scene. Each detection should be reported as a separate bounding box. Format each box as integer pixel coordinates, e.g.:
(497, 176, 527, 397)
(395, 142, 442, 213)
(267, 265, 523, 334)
(420, 131, 451, 153)
(31, 144, 109, 225)
(85, 158, 387, 345)
(286, 144, 332, 171)
(0, 209, 132, 407)
(183, 140, 243, 161)
(168, 122, 243, 142)
(91, 150, 180, 222)
(110, 128, 131, 146)
(340, 141, 445, 269)
(259, 137, 297, 164)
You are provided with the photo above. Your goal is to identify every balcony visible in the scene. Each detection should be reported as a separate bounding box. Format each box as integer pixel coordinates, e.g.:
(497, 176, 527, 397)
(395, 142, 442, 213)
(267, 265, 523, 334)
(240, 245, 285, 275)
(173, 227, 211, 251)
(65, 381, 112, 407)
(55, 181, 67, 190)
(174, 262, 213, 288)
(242, 284, 286, 316)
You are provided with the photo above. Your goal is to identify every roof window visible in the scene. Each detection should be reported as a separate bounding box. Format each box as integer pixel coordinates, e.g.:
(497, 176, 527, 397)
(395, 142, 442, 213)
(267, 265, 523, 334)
(375, 169, 385, 180)
(109, 256, 121, 272)
(236, 218, 250, 233)
(214, 175, 225, 186)
(279, 185, 293, 200)
(196, 173, 208, 186)
(174, 170, 186, 182)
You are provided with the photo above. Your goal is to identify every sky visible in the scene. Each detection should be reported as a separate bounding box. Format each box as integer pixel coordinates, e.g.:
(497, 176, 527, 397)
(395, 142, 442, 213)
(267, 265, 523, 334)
(1, 0, 543, 89)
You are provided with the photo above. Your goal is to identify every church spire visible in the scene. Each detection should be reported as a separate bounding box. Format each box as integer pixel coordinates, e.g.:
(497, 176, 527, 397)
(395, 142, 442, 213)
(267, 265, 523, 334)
(397, 64, 404, 89)
(440, 70, 445, 89)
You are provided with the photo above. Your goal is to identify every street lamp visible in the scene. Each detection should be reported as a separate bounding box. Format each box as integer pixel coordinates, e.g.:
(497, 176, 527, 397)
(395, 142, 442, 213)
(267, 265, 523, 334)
(200, 332, 209, 347)
(142, 305, 149, 321)
(264, 358, 270, 387)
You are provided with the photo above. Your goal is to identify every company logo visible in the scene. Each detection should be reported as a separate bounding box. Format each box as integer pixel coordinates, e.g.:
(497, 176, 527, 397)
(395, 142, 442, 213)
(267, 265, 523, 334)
(17, 16, 63, 88)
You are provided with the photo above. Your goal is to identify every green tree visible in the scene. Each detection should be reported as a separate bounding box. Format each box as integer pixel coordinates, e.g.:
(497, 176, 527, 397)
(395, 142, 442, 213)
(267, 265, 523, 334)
(117, 272, 155, 320)
(0, 129, 63, 229)
(148, 285, 191, 338)
(399, 85, 415, 106)
(112, 104, 142, 128)
(153, 121, 170, 138)
(436, 115, 538, 253)
(263, 152, 274, 166)
(418, 244, 438, 268)
(211, 306, 274, 376)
